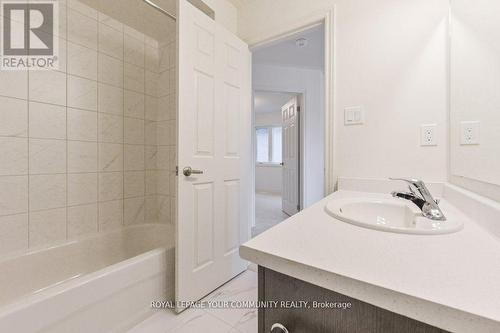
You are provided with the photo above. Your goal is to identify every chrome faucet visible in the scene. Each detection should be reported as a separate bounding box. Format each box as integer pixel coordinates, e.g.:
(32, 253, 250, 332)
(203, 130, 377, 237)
(390, 178, 446, 221)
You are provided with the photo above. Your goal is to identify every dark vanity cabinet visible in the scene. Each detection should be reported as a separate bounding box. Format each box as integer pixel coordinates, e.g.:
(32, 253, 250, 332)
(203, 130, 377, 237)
(258, 267, 449, 333)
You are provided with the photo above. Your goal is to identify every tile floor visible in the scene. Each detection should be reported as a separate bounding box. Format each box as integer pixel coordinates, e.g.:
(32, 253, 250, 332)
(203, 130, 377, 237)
(128, 192, 288, 333)
(127, 270, 258, 333)
(252, 192, 289, 237)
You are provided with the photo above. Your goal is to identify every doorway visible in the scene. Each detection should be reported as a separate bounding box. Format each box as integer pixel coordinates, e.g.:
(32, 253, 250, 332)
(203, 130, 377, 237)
(251, 24, 326, 236)
(253, 91, 299, 236)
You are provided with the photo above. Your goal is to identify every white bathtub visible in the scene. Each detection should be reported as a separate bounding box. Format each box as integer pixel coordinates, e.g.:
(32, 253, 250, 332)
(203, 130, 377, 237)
(0, 224, 174, 333)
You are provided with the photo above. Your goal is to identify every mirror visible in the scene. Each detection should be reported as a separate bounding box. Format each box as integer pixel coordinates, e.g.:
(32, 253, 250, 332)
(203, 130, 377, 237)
(450, 0, 500, 201)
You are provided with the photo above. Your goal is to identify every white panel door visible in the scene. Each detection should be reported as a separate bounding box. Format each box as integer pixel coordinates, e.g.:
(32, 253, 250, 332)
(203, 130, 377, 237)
(281, 97, 300, 216)
(176, 0, 251, 309)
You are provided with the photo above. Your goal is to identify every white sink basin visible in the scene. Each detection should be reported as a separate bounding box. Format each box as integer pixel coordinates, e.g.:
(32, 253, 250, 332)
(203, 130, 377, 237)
(325, 198, 463, 235)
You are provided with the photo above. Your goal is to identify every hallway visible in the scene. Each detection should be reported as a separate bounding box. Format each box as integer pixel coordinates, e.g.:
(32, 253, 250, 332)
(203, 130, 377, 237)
(252, 192, 289, 237)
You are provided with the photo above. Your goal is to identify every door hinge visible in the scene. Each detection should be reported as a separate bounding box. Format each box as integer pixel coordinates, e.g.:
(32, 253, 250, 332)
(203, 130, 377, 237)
(297, 106, 300, 112)
(175, 166, 179, 176)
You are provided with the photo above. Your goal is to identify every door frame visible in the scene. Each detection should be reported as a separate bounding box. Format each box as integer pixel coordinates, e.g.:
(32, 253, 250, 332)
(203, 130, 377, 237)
(249, 8, 335, 228)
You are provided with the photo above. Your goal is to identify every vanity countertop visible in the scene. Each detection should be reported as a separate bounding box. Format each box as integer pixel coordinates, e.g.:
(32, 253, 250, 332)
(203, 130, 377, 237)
(240, 190, 500, 333)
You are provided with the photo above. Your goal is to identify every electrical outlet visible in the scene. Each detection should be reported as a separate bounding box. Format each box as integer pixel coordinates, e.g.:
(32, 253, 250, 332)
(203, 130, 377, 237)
(420, 124, 437, 146)
(460, 121, 480, 145)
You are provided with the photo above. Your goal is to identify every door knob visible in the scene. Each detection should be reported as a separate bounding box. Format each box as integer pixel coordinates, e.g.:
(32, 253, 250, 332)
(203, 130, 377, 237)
(182, 166, 203, 177)
(271, 323, 289, 333)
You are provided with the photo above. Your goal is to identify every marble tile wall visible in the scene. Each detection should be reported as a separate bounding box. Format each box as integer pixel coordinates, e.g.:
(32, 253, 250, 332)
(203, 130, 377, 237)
(0, 0, 177, 257)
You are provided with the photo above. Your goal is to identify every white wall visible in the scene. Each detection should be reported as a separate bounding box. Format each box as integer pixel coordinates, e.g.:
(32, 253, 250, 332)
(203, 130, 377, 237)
(255, 166, 283, 194)
(254, 65, 325, 208)
(255, 111, 283, 194)
(240, 0, 450, 185)
(255, 111, 282, 127)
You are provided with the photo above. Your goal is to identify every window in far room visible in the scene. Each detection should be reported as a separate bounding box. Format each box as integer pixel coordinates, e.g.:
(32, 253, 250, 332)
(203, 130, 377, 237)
(256, 126, 282, 165)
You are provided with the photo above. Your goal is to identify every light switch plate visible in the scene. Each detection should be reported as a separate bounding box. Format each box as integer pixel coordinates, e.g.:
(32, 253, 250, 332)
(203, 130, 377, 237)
(460, 121, 480, 145)
(420, 124, 437, 146)
(344, 106, 364, 125)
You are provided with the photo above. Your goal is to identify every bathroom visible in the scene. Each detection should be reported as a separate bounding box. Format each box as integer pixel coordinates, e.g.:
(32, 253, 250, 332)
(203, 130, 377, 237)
(0, 0, 499, 332)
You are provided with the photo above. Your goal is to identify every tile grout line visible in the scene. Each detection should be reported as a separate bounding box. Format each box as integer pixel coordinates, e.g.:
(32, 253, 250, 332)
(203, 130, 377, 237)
(96, 11, 101, 233)
(202, 308, 245, 332)
(142, 33, 147, 225)
(65, 2, 69, 240)
(0, 94, 155, 120)
(27, 66, 30, 249)
(122, 20, 126, 228)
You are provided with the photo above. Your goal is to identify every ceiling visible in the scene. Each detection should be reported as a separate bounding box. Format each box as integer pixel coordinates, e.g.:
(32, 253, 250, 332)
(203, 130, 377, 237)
(252, 24, 325, 70)
(254, 91, 296, 114)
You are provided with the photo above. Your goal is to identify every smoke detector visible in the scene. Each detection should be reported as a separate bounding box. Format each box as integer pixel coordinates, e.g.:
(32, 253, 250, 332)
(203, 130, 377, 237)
(295, 38, 308, 48)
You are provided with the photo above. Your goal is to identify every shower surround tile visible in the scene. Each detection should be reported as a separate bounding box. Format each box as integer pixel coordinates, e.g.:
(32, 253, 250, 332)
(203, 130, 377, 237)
(99, 23, 124, 59)
(28, 70, 67, 106)
(29, 174, 67, 211)
(98, 54, 124, 87)
(124, 63, 145, 93)
(124, 26, 144, 42)
(67, 108, 98, 141)
(124, 34, 145, 67)
(0, 214, 28, 256)
(99, 143, 124, 172)
(0, 176, 28, 217)
(125, 118, 145, 145)
(125, 145, 145, 171)
(145, 170, 158, 196)
(124, 171, 145, 198)
(0, 97, 28, 137)
(98, 12, 123, 32)
(145, 96, 159, 120)
(145, 146, 158, 170)
(67, 203, 98, 238)
(98, 83, 124, 115)
(67, 8, 98, 50)
(125, 91, 145, 118)
(0, 137, 28, 176)
(0, 70, 28, 100)
(67, 41, 98, 80)
(98, 113, 124, 143)
(68, 141, 98, 173)
(68, 173, 98, 206)
(145, 46, 160, 73)
(68, 75, 98, 111)
(29, 208, 67, 248)
(0, 6, 177, 257)
(99, 200, 123, 231)
(99, 172, 124, 202)
(29, 139, 66, 174)
(29, 102, 66, 140)
(124, 197, 145, 225)
(68, 0, 98, 19)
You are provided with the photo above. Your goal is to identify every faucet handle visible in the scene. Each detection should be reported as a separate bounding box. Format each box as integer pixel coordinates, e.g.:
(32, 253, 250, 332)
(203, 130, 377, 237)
(389, 177, 424, 188)
(389, 177, 425, 194)
(389, 177, 423, 187)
